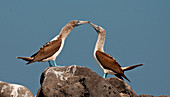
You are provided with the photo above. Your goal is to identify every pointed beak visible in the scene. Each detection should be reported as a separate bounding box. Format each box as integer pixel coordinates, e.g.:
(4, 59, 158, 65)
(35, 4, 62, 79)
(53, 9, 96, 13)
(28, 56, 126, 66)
(89, 22, 100, 33)
(76, 21, 89, 26)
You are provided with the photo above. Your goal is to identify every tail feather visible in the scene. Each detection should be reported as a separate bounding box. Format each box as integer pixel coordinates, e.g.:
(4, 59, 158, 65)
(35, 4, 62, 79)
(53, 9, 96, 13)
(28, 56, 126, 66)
(17, 57, 34, 65)
(122, 64, 143, 72)
(116, 74, 131, 82)
(122, 74, 131, 83)
(26, 61, 35, 65)
(17, 57, 33, 61)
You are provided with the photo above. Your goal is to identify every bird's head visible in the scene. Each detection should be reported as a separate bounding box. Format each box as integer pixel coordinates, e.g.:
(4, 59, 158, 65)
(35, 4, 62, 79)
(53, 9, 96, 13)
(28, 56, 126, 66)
(60, 20, 89, 38)
(69, 20, 89, 28)
(89, 22, 105, 34)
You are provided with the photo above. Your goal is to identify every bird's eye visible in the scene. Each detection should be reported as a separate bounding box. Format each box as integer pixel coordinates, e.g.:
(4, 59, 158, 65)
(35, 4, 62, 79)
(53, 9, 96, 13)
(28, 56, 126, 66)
(95, 26, 100, 32)
(96, 26, 100, 31)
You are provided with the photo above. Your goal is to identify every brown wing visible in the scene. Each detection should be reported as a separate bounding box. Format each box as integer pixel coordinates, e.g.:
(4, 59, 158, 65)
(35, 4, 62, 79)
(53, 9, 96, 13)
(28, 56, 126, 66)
(96, 50, 123, 74)
(32, 38, 62, 61)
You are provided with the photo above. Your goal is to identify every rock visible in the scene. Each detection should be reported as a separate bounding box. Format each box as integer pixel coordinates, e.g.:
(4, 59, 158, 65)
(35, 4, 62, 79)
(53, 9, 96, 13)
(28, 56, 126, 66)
(107, 78, 138, 97)
(138, 94, 154, 97)
(0, 65, 169, 97)
(157, 96, 170, 97)
(0, 81, 33, 97)
(138, 95, 170, 97)
(36, 65, 138, 97)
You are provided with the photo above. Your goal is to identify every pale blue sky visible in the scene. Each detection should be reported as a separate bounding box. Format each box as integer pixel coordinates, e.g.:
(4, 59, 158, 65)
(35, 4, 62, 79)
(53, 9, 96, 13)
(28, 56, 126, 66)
(0, 0, 170, 96)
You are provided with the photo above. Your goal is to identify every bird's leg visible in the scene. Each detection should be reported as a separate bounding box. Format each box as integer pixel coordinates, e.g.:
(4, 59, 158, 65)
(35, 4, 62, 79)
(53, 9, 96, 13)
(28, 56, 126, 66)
(48, 61, 53, 67)
(53, 60, 57, 67)
(103, 73, 108, 78)
(53, 60, 64, 67)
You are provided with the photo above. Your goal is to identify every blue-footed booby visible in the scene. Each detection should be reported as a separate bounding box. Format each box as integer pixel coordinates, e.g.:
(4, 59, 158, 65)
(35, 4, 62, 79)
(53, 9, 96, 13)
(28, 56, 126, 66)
(17, 20, 89, 67)
(89, 22, 143, 82)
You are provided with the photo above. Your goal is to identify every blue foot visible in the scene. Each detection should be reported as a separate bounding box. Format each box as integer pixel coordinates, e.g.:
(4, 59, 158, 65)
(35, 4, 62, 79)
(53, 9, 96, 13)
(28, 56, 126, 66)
(53, 61, 64, 67)
(103, 73, 108, 78)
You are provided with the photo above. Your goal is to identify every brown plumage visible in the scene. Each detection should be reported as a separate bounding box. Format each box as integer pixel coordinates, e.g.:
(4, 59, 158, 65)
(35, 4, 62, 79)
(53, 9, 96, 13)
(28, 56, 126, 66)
(17, 38, 62, 64)
(17, 20, 89, 65)
(95, 50, 131, 82)
(122, 64, 143, 72)
(89, 22, 143, 82)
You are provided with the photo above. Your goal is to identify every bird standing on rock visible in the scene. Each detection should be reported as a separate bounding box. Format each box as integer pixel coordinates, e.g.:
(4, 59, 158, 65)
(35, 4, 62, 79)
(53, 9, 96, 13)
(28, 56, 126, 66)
(17, 20, 89, 67)
(89, 22, 143, 82)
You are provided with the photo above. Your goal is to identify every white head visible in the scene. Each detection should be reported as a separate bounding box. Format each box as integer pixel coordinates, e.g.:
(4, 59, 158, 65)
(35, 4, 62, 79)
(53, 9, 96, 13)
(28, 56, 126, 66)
(60, 20, 89, 39)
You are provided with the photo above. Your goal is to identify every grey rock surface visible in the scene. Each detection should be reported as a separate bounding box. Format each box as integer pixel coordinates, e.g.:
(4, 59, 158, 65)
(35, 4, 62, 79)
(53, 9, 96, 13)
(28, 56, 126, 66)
(0, 65, 169, 97)
(107, 78, 138, 97)
(0, 81, 33, 97)
(37, 65, 138, 97)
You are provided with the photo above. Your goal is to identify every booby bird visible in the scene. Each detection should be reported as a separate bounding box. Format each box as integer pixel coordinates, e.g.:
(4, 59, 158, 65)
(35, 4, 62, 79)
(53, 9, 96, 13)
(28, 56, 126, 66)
(17, 20, 89, 67)
(89, 22, 143, 82)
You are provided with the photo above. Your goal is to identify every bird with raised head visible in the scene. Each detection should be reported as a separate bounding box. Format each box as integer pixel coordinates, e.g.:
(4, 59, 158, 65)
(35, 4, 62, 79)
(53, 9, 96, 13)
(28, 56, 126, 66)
(89, 22, 143, 82)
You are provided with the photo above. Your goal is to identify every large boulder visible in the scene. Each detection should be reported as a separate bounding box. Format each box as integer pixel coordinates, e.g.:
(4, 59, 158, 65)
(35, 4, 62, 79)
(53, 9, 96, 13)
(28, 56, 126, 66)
(0, 81, 33, 97)
(0, 65, 169, 97)
(36, 65, 138, 97)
